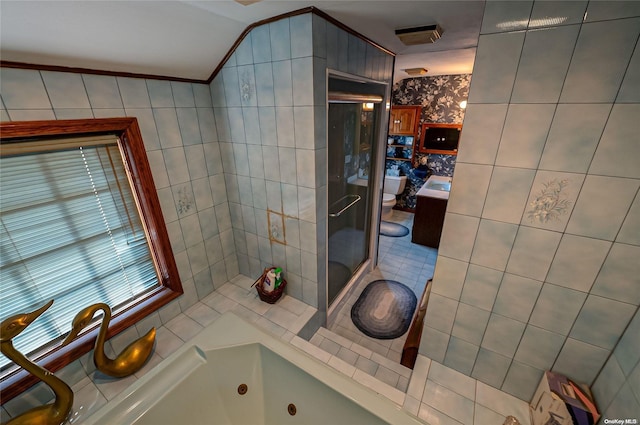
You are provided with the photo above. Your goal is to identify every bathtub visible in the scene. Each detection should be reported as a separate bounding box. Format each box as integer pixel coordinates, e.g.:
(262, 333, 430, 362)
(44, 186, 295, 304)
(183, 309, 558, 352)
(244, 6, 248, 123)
(82, 312, 426, 425)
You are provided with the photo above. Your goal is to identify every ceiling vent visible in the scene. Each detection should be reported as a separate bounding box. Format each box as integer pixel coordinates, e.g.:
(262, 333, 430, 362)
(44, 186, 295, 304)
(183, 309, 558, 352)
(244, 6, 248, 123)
(395, 24, 443, 45)
(404, 68, 428, 76)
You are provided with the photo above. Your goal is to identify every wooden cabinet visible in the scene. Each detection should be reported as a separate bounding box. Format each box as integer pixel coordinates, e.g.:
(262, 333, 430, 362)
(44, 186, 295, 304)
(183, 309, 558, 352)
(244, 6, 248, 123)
(389, 106, 420, 135)
(387, 105, 420, 163)
(412, 194, 447, 248)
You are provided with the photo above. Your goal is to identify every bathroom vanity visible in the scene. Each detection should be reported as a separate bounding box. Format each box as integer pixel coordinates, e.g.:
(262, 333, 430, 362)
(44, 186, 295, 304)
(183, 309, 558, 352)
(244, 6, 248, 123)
(412, 175, 451, 248)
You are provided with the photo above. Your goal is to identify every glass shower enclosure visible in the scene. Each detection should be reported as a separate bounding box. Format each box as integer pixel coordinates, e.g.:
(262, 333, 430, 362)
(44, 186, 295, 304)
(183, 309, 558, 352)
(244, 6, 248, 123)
(327, 81, 384, 308)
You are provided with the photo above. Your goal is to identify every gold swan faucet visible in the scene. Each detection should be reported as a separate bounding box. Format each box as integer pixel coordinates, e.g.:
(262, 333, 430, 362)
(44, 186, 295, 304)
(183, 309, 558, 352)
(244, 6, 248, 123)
(0, 300, 73, 425)
(63, 303, 156, 378)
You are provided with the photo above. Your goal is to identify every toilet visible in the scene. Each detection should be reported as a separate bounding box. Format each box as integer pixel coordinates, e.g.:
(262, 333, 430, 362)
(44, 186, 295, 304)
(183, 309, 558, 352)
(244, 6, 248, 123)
(381, 175, 407, 220)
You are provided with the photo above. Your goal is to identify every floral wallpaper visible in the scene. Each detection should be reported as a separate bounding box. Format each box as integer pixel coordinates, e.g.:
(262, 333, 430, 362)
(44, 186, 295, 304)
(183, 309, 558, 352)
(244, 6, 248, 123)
(393, 74, 470, 124)
(387, 74, 470, 209)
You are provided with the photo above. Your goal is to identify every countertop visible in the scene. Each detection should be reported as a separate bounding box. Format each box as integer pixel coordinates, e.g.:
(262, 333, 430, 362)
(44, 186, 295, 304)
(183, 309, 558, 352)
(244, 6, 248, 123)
(416, 175, 451, 200)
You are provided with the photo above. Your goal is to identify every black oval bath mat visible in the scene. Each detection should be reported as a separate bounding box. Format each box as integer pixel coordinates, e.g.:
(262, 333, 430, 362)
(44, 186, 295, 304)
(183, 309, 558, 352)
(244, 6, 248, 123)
(379, 221, 409, 237)
(351, 280, 417, 340)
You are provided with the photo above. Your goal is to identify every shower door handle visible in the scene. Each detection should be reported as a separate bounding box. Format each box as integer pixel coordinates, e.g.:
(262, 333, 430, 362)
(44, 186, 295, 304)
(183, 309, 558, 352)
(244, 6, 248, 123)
(328, 194, 361, 218)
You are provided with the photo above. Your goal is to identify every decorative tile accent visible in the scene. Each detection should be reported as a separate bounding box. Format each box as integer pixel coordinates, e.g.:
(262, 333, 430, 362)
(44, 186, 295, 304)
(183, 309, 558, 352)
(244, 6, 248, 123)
(238, 65, 256, 106)
(267, 209, 285, 245)
(526, 178, 571, 223)
(523, 171, 584, 232)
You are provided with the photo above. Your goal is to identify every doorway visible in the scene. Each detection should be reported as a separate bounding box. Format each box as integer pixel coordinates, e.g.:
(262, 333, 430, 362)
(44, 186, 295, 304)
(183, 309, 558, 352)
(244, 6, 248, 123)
(326, 75, 387, 312)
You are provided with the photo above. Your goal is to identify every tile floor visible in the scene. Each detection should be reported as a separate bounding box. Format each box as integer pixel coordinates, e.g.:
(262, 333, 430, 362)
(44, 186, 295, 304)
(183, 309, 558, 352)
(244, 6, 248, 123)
(326, 210, 437, 366)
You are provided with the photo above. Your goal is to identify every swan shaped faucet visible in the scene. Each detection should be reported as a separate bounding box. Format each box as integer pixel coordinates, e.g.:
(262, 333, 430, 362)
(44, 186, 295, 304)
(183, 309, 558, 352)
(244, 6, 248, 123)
(63, 303, 155, 378)
(0, 300, 73, 425)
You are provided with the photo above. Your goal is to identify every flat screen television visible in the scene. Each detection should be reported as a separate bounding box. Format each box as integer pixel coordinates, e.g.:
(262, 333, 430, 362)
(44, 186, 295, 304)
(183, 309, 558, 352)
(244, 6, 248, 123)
(420, 123, 461, 153)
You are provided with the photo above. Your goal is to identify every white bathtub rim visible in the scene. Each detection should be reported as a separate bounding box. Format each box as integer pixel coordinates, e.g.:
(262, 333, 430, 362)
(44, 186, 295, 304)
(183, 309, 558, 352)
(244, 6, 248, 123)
(81, 312, 427, 425)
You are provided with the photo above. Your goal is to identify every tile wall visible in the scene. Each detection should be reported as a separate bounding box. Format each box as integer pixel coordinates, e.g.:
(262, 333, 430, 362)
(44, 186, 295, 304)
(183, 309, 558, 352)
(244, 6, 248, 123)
(211, 12, 394, 317)
(0, 70, 238, 419)
(0, 9, 394, 418)
(0, 69, 238, 314)
(592, 308, 640, 420)
(420, 0, 640, 409)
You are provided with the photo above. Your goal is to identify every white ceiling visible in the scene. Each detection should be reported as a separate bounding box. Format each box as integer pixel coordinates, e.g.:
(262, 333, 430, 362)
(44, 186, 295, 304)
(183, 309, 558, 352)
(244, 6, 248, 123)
(0, 1, 484, 83)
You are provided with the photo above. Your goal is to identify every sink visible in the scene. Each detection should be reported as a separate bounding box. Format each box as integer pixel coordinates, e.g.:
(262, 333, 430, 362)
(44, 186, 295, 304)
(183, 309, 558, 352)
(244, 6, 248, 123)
(425, 180, 451, 191)
(417, 175, 451, 200)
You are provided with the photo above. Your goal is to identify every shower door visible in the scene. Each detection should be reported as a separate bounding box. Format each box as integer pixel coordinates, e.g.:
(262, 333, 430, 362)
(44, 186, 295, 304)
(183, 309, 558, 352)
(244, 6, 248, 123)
(327, 97, 381, 306)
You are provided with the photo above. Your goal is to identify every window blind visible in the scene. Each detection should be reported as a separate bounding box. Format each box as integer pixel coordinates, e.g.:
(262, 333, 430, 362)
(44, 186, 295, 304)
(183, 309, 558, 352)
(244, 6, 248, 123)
(0, 135, 159, 370)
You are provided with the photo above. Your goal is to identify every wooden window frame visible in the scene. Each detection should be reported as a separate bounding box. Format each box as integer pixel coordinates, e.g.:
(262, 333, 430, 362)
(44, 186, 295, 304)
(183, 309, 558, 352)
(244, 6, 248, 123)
(0, 118, 183, 401)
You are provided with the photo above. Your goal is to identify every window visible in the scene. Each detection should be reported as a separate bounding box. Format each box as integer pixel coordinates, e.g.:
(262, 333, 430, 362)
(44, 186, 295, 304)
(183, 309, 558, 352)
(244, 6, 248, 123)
(0, 118, 182, 399)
